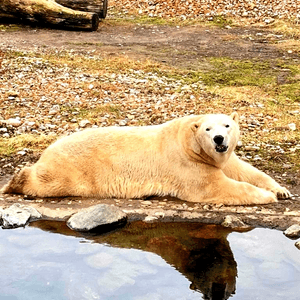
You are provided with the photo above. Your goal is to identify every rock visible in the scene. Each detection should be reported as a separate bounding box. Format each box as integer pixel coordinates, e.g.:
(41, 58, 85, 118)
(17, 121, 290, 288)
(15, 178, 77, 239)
(118, 120, 128, 126)
(284, 224, 300, 239)
(245, 145, 260, 151)
(17, 150, 27, 156)
(1, 203, 42, 229)
(67, 204, 127, 232)
(49, 105, 60, 115)
(295, 241, 300, 250)
(142, 200, 152, 205)
(6, 118, 22, 127)
(264, 18, 275, 24)
(144, 215, 158, 222)
(288, 123, 296, 131)
(222, 215, 248, 229)
(79, 119, 92, 128)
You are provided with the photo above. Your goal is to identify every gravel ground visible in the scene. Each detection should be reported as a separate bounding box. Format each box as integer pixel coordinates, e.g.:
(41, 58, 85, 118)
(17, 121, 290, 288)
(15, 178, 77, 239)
(0, 52, 203, 137)
(110, 0, 300, 21)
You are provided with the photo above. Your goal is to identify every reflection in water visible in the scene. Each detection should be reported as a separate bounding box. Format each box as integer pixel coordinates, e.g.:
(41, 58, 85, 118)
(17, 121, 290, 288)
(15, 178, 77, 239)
(2, 221, 300, 300)
(30, 221, 241, 300)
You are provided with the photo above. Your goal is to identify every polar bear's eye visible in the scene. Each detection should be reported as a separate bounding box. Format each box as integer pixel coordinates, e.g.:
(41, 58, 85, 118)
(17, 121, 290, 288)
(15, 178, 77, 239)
(206, 128, 210, 131)
(225, 124, 230, 128)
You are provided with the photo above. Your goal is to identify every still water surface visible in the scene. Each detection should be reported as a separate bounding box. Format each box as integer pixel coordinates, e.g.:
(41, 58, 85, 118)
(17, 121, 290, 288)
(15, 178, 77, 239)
(0, 221, 299, 300)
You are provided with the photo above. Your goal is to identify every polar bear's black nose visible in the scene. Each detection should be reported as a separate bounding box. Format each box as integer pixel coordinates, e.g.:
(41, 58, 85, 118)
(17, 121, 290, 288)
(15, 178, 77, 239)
(213, 135, 224, 145)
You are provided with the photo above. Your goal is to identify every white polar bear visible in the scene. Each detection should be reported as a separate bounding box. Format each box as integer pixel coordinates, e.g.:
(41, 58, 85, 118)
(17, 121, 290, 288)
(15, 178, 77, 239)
(1, 113, 291, 205)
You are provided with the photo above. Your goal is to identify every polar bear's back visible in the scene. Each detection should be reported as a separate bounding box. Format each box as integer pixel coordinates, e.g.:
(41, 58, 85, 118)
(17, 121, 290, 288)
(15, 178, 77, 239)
(43, 124, 166, 161)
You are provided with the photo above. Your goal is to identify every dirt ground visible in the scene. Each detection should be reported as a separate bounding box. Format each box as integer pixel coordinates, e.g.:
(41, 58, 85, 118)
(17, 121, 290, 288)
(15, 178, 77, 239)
(1, 22, 298, 67)
(0, 20, 300, 230)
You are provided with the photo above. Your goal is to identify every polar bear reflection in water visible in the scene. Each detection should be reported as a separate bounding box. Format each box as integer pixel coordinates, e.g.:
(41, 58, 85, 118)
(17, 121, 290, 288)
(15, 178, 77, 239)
(2, 113, 290, 205)
(32, 220, 239, 300)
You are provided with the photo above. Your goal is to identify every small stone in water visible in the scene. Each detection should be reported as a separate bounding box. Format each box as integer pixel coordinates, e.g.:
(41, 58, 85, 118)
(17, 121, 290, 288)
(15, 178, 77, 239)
(284, 224, 300, 239)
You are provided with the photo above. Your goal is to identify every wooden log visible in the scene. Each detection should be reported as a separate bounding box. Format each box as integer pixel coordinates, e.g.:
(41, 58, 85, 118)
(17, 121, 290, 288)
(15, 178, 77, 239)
(0, 0, 100, 31)
(56, 0, 108, 19)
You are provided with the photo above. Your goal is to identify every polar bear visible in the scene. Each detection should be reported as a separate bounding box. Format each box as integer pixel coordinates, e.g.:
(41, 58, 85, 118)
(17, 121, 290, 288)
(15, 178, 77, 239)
(2, 113, 291, 205)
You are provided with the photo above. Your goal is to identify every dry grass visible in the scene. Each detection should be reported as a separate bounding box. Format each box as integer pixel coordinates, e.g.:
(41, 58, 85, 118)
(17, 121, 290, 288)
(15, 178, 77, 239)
(0, 134, 57, 156)
(275, 39, 300, 54)
(43, 53, 171, 75)
(269, 19, 300, 39)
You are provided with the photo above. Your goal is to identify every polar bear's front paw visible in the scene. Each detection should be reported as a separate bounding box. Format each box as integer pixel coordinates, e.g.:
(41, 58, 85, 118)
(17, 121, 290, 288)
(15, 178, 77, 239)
(271, 186, 291, 199)
(259, 189, 278, 204)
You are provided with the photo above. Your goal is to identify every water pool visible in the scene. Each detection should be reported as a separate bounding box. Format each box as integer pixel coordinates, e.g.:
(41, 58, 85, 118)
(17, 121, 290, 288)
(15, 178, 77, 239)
(0, 221, 299, 300)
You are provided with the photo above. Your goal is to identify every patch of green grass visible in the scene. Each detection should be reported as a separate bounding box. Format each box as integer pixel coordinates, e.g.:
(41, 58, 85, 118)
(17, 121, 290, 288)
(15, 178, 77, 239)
(210, 16, 233, 28)
(124, 15, 170, 26)
(0, 24, 23, 32)
(5, 50, 27, 58)
(250, 141, 300, 175)
(276, 83, 300, 102)
(67, 42, 104, 47)
(0, 134, 57, 156)
(79, 105, 121, 119)
(61, 104, 121, 121)
(198, 58, 274, 87)
(181, 58, 300, 103)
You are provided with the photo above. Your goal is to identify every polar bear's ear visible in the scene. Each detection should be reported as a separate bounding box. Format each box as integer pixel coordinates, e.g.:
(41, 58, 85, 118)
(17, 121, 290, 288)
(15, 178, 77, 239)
(230, 112, 239, 124)
(191, 122, 200, 132)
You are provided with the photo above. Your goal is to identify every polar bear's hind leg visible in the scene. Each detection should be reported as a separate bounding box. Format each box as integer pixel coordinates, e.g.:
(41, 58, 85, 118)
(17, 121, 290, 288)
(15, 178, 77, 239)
(1, 167, 31, 195)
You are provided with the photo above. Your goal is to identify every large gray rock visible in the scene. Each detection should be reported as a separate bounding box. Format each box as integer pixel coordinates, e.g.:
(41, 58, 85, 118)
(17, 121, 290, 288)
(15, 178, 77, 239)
(1, 203, 42, 229)
(284, 224, 300, 239)
(67, 204, 127, 232)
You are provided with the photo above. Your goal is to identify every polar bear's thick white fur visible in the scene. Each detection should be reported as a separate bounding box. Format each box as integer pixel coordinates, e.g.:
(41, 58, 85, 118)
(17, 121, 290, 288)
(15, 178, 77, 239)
(2, 113, 291, 205)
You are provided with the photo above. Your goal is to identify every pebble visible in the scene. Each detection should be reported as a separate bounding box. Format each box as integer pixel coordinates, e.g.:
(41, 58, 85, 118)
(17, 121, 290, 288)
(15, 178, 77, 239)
(110, 0, 300, 20)
(5, 118, 22, 127)
(284, 224, 300, 239)
(144, 215, 158, 222)
(142, 201, 152, 206)
(245, 145, 260, 151)
(17, 151, 27, 156)
(221, 215, 248, 229)
(79, 119, 92, 128)
(288, 123, 296, 131)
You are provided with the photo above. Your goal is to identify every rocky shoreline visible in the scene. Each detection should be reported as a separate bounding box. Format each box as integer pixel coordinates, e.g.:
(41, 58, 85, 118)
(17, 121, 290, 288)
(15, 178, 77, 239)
(1, 192, 300, 251)
(1, 184, 300, 230)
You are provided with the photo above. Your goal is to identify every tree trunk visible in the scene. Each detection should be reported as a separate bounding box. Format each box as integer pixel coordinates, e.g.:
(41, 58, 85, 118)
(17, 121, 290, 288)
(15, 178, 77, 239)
(0, 0, 100, 31)
(56, 0, 108, 19)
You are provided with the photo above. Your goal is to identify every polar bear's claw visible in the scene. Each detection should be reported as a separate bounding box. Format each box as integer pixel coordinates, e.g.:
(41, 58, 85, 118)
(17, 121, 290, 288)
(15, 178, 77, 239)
(274, 187, 292, 199)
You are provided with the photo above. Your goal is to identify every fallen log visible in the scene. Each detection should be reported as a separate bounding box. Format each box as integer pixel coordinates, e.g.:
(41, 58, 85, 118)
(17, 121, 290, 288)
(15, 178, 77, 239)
(56, 0, 108, 19)
(0, 0, 100, 31)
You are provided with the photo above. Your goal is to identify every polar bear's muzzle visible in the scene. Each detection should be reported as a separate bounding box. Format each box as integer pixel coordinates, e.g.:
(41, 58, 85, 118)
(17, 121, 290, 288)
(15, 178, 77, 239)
(213, 135, 228, 153)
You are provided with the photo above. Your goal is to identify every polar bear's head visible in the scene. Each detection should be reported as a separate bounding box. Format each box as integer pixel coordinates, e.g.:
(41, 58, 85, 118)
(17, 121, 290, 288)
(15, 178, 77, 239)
(190, 113, 239, 167)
